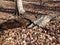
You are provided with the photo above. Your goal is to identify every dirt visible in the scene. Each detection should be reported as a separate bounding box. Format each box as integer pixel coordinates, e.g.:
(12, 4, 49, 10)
(0, 0, 60, 45)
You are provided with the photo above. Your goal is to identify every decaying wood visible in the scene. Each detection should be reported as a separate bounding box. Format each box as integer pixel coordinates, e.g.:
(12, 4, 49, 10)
(0, 1, 60, 14)
(0, 0, 60, 28)
(0, 0, 60, 45)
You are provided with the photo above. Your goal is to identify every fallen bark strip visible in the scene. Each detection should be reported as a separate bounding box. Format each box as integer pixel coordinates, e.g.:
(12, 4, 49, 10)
(44, 1, 60, 7)
(3, 0, 60, 7)
(1, 1, 60, 8)
(24, 4, 60, 14)
(0, 1, 15, 9)
(0, 1, 60, 15)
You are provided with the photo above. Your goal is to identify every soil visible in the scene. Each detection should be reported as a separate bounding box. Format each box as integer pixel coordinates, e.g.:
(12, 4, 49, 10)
(0, 0, 60, 45)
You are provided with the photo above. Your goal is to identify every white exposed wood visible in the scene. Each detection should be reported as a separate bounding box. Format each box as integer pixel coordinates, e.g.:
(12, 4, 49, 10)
(16, 0, 25, 15)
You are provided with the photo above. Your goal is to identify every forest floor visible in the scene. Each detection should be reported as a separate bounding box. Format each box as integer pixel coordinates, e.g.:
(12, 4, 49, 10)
(0, 0, 60, 45)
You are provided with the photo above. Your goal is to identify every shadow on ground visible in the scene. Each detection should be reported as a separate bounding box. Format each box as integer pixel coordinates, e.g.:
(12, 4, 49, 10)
(0, 7, 15, 14)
